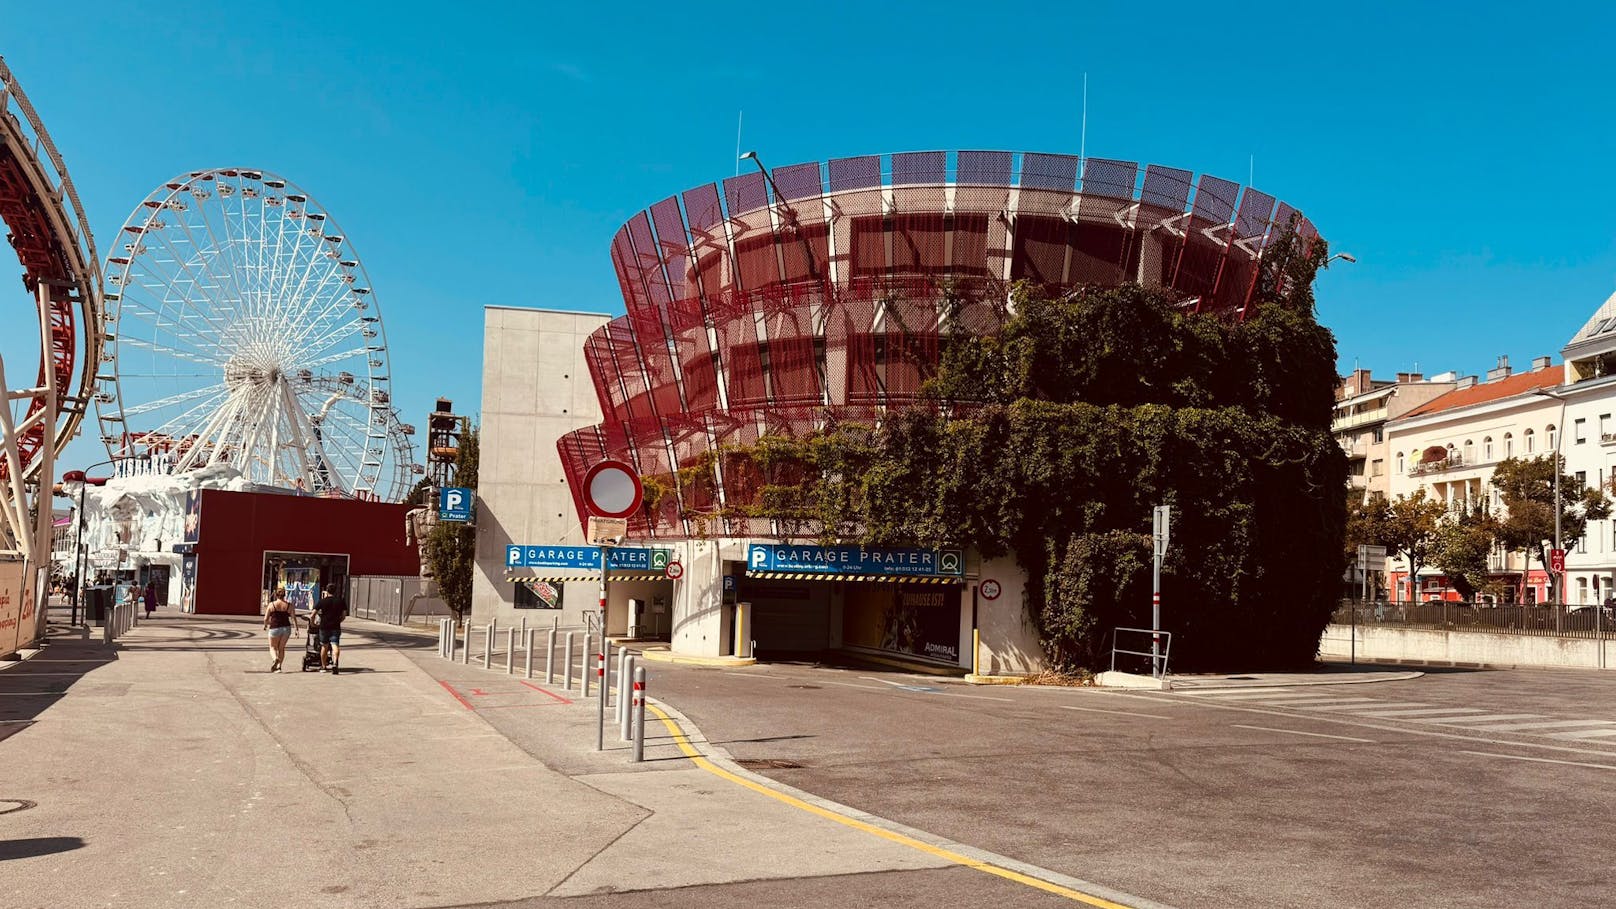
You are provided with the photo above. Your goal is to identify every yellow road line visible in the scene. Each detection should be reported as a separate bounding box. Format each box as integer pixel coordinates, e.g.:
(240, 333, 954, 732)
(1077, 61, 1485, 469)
(646, 704, 1136, 908)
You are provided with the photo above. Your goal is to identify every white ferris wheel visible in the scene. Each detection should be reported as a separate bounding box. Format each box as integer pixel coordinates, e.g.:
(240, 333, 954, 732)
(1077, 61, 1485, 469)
(96, 168, 420, 501)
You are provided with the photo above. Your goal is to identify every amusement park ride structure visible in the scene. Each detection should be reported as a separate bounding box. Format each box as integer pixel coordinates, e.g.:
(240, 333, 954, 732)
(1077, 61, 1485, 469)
(0, 56, 102, 647)
(96, 168, 421, 502)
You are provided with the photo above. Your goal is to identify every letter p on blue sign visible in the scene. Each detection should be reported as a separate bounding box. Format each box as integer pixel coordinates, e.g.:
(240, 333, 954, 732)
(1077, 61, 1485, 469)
(439, 486, 473, 522)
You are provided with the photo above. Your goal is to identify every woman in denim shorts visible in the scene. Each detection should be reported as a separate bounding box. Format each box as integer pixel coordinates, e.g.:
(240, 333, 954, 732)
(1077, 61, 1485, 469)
(263, 587, 295, 672)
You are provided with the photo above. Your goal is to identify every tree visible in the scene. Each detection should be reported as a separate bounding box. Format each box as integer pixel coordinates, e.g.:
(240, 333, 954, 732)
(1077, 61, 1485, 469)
(425, 424, 479, 623)
(1429, 505, 1498, 600)
(1384, 491, 1448, 602)
(1491, 455, 1611, 601)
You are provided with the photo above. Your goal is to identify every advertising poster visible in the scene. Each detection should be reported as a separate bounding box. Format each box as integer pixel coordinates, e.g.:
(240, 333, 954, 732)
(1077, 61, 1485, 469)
(182, 490, 202, 543)
(180, 554, 197, 614)
(516, 580, 563, 609)
(841, 583, 961, 664)
(0, 559, 26, 656)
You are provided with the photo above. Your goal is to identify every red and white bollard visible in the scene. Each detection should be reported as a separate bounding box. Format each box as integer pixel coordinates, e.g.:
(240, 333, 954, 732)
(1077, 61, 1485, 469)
(631, 665, 646, 763)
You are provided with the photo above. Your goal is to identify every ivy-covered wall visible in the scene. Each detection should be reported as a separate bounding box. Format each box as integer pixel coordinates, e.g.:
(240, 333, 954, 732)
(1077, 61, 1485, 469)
(667, 233, 1346, 671)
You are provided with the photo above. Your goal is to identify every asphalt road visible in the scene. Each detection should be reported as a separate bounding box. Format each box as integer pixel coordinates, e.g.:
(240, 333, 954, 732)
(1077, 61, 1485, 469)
(646, 660, 1616, 909)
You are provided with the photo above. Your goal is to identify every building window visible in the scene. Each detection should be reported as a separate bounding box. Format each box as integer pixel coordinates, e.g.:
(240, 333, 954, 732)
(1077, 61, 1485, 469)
(1463, 440, 1474, 463)
(1548, 425, 1557, 450)
(1397, 453, 1405, 474)
(1525, 429, 1535, 453)
(1483, 436, 1494, 460)
(1577, 470, 1587, 489)
(1578, 577, 1589, 603)
(1602, 414, 1612, 441)
(1371, 458, 1384, 477)
(1576, 418, 1587, 443)
(1504, 433, 1514, 457)
(1579, 534, 1589, 554)
(1372, 426, 1385, 443)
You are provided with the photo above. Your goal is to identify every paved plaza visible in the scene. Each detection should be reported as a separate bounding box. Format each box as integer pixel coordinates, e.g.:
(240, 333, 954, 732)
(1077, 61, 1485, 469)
(4, 612, 1615, 908)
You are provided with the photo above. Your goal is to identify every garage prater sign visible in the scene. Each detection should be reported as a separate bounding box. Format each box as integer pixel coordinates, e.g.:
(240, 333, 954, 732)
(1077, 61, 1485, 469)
(747, 544, 964, 578)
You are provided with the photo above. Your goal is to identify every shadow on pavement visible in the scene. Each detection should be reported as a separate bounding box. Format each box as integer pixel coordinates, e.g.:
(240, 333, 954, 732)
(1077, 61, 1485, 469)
(0, 634, 119, 728)
(0, 836, 87, 861)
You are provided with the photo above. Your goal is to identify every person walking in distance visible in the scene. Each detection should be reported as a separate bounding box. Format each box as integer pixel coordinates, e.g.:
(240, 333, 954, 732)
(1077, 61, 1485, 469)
(143, 580, 158, 619)
(313, 583, 348, 674)
(263, 587, 295, 672)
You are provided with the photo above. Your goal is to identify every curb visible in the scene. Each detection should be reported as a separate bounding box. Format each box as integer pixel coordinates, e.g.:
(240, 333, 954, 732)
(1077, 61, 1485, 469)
(634, 649, 757, 669)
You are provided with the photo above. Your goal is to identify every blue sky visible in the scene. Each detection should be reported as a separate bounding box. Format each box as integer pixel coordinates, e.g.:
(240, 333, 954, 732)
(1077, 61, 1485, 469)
(6, 0, 1616, 474)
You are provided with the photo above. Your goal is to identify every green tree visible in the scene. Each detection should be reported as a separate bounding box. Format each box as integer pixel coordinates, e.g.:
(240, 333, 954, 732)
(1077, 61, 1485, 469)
(1372, 491, 1447, 602)
(425, 425, 479, 623)
(1491, 455, 1611, 601)
(1429, 505, 1498, 600)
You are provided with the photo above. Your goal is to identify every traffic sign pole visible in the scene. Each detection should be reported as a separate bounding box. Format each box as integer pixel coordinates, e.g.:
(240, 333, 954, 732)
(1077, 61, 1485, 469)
(597, 544, 608, 751)
(1151, 505, 1171, 679)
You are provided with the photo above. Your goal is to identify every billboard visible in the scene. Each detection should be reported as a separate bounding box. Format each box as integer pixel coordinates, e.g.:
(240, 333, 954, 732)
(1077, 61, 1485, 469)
(0, 559, 26, 655)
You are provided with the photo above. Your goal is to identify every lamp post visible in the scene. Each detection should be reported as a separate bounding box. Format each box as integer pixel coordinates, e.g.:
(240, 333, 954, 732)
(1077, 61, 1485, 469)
(63, 456, 126, 626)
(1326, 252, 1358, 265)
(738, 150, 820, 281)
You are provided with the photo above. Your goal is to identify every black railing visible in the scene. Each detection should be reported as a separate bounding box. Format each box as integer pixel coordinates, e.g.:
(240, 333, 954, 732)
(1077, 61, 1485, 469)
(1333, 600, 1613, 640)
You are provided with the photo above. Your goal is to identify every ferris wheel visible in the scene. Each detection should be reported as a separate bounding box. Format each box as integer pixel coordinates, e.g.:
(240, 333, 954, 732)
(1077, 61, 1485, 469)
(96, 168, 419, 501)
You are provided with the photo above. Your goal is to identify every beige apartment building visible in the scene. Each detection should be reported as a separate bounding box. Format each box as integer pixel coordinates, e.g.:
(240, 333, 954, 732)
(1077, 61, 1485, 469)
(1333, 369, 1457, 503)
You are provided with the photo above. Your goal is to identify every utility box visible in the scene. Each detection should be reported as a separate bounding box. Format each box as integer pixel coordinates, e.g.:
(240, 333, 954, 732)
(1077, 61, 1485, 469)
(627, 598, 643, 638)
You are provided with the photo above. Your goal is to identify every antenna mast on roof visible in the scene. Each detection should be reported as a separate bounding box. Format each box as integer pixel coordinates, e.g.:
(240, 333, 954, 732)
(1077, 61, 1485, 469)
(1079, 73, 1088, 166)
(735, 111, 743, 177)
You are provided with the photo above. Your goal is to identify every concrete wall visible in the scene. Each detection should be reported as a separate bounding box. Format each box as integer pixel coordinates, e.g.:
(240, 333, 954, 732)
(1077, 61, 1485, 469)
(972, 555, 1045, 676)
(471, 306, 611, 627)
(1319, 624, 1616, 670)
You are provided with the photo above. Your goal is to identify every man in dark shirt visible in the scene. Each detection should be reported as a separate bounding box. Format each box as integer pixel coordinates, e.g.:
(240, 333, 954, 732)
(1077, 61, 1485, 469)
(313, 584, 348, 674)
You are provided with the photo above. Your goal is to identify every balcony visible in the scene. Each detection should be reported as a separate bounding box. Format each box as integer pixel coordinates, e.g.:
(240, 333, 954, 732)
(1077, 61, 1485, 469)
(1409, 453, 1467, 476)
(1331, 406, 1389, 433)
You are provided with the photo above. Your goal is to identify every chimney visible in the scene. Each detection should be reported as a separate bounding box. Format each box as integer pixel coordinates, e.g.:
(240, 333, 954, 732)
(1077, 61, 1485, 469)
(1533, 356, 1552, 371)
(1457, 375, 1479, 390)
(1485, 355, 1512, 382)
(1396, 372, 1424, 383)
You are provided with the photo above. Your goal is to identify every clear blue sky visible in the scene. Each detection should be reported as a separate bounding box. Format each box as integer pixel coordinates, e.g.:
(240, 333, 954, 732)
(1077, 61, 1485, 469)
(7, 0, 1616, 474)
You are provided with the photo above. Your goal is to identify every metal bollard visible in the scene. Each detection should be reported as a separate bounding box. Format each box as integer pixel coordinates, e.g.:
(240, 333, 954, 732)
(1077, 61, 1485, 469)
(632, 665, 646, 763)
(588, 634, 601, 695)
(620, 655, 636, 741)
(462, 621, 471, 664)
(546, 628, 557, 683)
(616, 647, 630, 725)
(506, 627, 515, 674)
(524, 629, 534, 679)
(564, 631, 575, 691)
(483, 624, 491, 668)
(439, 619, 447, 657)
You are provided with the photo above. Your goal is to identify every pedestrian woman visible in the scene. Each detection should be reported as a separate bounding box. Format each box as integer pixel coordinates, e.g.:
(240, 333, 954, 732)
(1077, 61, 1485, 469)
(263, 587, 295, 672)
(143, 581, 158, 619)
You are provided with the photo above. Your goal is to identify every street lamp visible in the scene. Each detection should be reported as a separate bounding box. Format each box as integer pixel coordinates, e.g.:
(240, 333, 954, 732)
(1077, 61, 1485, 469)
(738, 150, 820, 280)
(1531, 387, 1568, 607)
(62, 456, 127, 626)
(1326, 252, 1358, 265)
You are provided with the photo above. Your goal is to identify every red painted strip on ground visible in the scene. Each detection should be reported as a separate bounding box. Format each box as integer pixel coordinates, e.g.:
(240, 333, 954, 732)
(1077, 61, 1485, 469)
(478, 702, 565, 710)
(438, 680, 475, 711)
(519, 680, 574, 704)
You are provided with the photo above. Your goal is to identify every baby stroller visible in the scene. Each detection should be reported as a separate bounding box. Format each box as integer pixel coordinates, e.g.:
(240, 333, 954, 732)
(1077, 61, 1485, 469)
(299, 612, 323, 672)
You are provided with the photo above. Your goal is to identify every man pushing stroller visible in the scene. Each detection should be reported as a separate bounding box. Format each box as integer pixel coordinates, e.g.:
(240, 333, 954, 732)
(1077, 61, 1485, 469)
(310, 583, 348, 674)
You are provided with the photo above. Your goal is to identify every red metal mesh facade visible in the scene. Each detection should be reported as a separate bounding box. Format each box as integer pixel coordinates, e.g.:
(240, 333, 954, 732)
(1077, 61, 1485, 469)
(561, 151, 1321, 538)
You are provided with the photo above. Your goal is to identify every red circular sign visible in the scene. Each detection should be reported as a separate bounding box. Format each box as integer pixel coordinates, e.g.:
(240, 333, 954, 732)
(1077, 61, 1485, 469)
(583, 459, 643, 518)
(665, 560, 684, 581)
(980, 579, 1002, 600)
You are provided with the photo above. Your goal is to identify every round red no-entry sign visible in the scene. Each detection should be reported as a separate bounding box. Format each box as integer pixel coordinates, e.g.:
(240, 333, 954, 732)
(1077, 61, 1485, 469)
(665, 560, 684, 581)
(980, 579, 1002, 601)
(583, 459, 643, 519)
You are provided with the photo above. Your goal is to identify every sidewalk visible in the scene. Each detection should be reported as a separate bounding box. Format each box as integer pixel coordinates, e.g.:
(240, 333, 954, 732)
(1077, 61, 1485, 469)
(0, 610, 961, 908)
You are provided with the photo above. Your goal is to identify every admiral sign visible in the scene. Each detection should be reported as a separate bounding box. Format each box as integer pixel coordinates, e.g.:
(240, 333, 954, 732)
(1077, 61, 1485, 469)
(506, 545, 672, 572)
(747, 544, 964, 578)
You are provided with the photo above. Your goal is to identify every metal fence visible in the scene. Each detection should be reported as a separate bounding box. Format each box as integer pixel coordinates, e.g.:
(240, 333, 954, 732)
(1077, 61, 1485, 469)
(1334, 600, 1613, 640)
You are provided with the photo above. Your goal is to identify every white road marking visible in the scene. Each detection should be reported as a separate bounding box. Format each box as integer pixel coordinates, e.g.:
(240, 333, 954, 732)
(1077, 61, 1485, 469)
(1459, 751, 1616, 771)
(1476, 720, 1616, 732)
(1303, 701, 1428, 711)
(1358, 707, 1486, 718)
(950, 693, 1015, 702)
(859, 676, 913, 688)
(1549, 728, 1616, 740)
(1422, 714, 1545, 725)
(1231, 724, 1374, 743)
(1252, 696, 1373, 706)
(1179, 689, 1296, 699)
(1059, 704, 1171, 720)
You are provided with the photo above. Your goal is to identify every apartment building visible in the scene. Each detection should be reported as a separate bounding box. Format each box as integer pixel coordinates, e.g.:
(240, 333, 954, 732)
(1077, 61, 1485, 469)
(1333, 369, 1457, 502)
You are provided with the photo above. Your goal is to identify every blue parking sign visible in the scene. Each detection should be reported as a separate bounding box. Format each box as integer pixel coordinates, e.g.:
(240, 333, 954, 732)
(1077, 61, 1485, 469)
(439, 486, 474, 522)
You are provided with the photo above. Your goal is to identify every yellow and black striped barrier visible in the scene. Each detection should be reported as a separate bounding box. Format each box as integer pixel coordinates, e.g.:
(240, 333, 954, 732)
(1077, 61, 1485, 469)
(506, 573, 668, 583)
(745, 571, 962, 584)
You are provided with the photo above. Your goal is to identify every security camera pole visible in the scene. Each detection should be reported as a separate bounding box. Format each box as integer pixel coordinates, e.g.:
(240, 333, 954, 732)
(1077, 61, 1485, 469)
(582, 459, 643, 752)
(1152, 505, 1171, 678)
